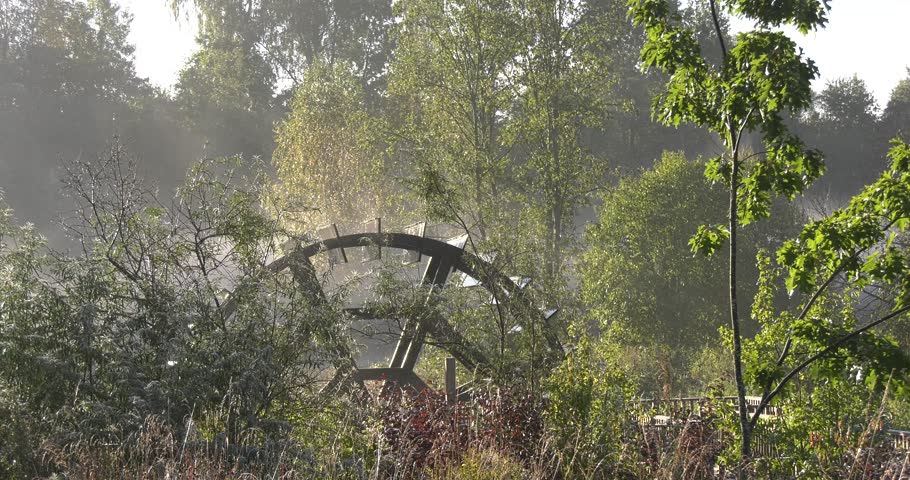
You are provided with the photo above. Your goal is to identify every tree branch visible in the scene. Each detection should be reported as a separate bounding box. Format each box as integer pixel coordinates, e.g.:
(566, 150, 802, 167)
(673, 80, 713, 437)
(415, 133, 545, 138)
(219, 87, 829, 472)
(750, 303, 910, 427)
(708, 0, 728, 61)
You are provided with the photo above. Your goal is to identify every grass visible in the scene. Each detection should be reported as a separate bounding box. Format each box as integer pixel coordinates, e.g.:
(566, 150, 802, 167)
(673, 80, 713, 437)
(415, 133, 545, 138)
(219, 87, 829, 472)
(10, 388, 910, 480)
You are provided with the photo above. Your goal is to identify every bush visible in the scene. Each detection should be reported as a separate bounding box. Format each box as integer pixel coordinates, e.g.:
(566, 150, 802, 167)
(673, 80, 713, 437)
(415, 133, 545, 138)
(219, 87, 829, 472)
(543, 336, 641, 479)
(0, 144, 351, 473)
(754, 379, 910, 478)
(427, 448, 531, 480)
(377, 386, 545, 479)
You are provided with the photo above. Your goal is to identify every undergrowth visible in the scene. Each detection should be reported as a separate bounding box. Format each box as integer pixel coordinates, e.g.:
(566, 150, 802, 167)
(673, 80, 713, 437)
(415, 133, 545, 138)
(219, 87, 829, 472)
(16, 383, 907, 479)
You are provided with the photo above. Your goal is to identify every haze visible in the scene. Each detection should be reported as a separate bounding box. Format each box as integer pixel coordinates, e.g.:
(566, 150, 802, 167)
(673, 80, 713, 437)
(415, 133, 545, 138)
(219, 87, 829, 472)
(124, 0, 910, 104)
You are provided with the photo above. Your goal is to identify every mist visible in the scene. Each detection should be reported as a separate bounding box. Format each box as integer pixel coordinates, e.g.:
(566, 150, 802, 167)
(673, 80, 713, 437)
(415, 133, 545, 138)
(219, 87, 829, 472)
(2, 0, 910, 477)
(2, 0, 906, 245)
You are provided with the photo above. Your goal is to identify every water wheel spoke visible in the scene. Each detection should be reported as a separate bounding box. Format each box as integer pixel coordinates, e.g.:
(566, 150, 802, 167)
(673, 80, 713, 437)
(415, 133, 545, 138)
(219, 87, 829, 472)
(221, 225, 560, 400)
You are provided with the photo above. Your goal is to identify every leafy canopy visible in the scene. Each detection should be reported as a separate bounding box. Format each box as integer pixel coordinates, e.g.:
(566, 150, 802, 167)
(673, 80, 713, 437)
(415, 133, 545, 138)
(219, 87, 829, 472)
(779, 140, 910, 303)
(629, 0, 826, 256)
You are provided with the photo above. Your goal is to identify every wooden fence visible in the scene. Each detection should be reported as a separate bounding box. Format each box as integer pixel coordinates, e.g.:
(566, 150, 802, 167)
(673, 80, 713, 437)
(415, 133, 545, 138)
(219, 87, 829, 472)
(638, 396, 782, 419)
(638, 397, 910, 455)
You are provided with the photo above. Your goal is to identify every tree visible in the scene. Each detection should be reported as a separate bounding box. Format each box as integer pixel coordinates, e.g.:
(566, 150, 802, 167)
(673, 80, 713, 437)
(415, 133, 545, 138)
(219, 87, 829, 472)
(387, 1, 624, 358)
(744, 240, 910, 476)
(169, 0, 394, 158)
(0, 0, 142, 103)
(799, 75, 885, 198)
(813, 75, 879, 131)
(628, 0, 827, 463)
(883, 68, 910, 140)
(272, 60, 383, 228)
(169, 0, 393, 98)
(581, 152, 801, 394)
(0, 0, 203, 243)
(263, 0, 394, 94)
(583, 0, 724, 171)
(504, 0, 614, 281)
(388, 0, 520, 237)
(175, 29, 278, 158)
(629, 0, 910, 465)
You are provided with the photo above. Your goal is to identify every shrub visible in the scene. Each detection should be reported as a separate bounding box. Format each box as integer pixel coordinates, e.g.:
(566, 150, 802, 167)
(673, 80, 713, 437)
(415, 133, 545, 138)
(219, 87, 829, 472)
(0, 144, 351, 473)
(543, 336, 641, 479)
(426, 448, 531, 480)
(377, 386, 545, 479)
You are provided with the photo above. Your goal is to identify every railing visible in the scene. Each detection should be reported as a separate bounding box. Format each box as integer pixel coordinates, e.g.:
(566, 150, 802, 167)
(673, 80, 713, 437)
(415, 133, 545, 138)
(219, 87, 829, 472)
(638, 397, 910, 455)
(889, 430, 910, 451)
(639, 420, 778, 458)
(638, 396, 782, 419)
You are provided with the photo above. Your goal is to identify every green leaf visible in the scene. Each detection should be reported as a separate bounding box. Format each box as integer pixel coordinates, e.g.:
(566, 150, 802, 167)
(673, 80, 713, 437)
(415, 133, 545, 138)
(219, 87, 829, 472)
(689, 224, 730, 256)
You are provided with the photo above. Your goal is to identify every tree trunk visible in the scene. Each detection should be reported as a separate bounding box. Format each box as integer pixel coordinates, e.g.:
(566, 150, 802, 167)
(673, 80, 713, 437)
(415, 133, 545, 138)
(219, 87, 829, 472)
(729, 146, 752, 473)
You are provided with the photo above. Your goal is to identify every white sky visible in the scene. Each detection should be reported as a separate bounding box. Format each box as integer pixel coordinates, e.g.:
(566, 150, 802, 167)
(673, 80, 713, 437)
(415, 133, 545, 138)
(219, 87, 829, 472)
(119, 0, 910, 106)
(728, 0, 910, 108)
(119, 0, 197, 92)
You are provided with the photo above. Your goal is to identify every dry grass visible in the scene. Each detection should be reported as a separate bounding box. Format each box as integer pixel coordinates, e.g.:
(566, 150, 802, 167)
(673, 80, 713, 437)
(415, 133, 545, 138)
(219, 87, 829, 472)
(24, 394, 910, 480)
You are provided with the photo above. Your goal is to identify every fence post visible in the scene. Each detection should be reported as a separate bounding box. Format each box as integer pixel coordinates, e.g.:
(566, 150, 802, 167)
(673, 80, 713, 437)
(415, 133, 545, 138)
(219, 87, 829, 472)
(445, 357, 456, 406)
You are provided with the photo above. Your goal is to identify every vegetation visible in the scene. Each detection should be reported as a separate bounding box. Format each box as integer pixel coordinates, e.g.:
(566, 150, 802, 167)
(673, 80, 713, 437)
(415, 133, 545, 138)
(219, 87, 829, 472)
(627, 0, 910, 467)
(1, 0, 910, 478)
(582, 152, 802, 395)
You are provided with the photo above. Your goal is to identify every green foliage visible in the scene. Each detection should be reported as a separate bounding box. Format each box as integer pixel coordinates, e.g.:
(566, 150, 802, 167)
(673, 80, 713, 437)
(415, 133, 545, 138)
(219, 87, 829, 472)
(750, 140, 910, 400)
(427, 448, 529, 480)
(0, 0, 208, 234)
(779, 140, 910, 305)
(627, 0, 852, 461)
(582, 152, 800, 357)
(584, 0, 720, 172)
(177, 37, 274, 116)
(629, 0, 825, 228)
(388, 0, 519, 234)
(501, 0, 615, 278)
(0, 143, 351, 471)
(0, 0, 142, 103)
(690, 224, 730, 256)
(584, 152, 724, 350)
(752, 377, 903, 478)
(748, 250, 907, 403)
(813, 75, 879, 130)
(389, 0, 614, 237)
(8, 0, 910, 474)
(544, 336, 638, 478)
(273, 60, 384, 228)
(796, 74, 889, 198)
(175, 30, 276, 157)
(883, 69, 910, 139)
(170, 0, 393, 158)
(744, 162, 910, 468)
(723, 0, 831, 33)
(383, 0, 621, 365)
(285, 396, 377, 479)
(171, 0, 393, 97)
(727, 158, 910, 474)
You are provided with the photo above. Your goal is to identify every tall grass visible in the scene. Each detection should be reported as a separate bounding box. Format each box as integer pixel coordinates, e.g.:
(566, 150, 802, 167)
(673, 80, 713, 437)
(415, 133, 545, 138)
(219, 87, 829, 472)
(22, 386, 910, 479)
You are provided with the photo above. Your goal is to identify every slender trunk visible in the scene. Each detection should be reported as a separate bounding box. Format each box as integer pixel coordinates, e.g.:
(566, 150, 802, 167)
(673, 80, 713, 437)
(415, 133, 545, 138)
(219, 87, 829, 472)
(472, 16, 488, 239)
(546, 10, 563, 280)
(729, 147, 752, 470)
(471, 89, 486, 239)
(547, 104, 561, 279)
(707, 0, 750, 469)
